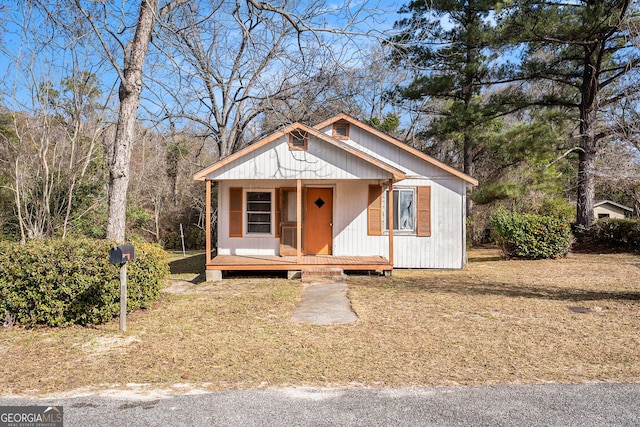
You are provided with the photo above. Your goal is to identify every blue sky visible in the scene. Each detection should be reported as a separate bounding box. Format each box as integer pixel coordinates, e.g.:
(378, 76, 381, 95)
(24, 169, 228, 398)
(0, 2, 406, 96)
(0, 0, 420, 133)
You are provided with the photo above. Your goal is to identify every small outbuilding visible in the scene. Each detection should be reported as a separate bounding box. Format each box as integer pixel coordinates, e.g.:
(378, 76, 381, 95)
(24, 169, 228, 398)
(594, 200, 633, 220)
(194, 114, 477, 280)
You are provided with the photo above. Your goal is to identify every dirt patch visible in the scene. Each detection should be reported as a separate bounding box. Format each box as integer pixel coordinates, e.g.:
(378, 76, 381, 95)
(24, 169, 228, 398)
(163, 280, 195, 294)
(81, 336, 141, 356)
(39, 382, 214, 401)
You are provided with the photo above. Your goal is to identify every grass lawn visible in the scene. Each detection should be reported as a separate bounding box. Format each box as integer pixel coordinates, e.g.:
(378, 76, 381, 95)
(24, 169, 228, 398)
(1, 249, 639, 397)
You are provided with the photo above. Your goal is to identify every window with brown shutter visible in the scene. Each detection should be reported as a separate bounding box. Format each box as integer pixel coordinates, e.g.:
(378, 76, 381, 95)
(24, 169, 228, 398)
(417, 186, 432, 237)
(368, 184, 383, 236)
(229, 187, 243, 237)
(246, 191, 272, 233)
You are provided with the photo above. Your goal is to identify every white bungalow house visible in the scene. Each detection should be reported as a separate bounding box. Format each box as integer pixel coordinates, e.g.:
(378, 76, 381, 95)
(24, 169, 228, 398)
(194, 114, 477, 280)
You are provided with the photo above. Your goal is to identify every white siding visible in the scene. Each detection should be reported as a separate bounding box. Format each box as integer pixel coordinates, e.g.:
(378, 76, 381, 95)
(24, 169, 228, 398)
(318, 124, 450, 179)
(333, 181, 388, 257)
(206, 135, 392, 181)
(333, 178, 466, 269)
(218, 181, 281, 256)
(218, 178, 466, 268)
(392, 178, 466, 268)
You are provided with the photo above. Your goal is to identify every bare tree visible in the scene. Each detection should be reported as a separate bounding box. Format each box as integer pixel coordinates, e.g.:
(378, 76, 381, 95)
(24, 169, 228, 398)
(150, 1, 389, 160)
(255, 44, 411, 137)
(0, 4, 107, 241)
(29, 0, 388, 243)
(33, 0, 193, 243)
(0, 87, 105, 241)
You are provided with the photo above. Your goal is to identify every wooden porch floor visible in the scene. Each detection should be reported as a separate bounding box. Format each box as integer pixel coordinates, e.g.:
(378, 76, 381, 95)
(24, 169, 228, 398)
(207, 254, 392, 272)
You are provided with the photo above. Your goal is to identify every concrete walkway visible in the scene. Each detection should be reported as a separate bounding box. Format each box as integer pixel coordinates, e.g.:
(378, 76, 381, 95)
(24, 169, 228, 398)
(291, 280, 357, 325)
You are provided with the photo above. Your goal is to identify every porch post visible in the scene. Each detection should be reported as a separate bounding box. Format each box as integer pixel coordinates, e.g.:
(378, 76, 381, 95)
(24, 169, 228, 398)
(296, 179, 302, 264)
(205, 179, 212, 265)
(388, 179, 394, 266)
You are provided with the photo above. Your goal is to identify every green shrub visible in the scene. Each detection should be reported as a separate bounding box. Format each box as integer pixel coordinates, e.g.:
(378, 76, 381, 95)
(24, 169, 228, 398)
(490, 208, 573, 259)
(163, 226, 205, 250)
(0, 239, 168, 327)
(573, 219, 640, 253)
(539, 196, 575, 222)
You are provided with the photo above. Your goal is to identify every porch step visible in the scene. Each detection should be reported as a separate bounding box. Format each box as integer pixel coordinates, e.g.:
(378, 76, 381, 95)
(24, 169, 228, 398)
(301, 267, 346, 282)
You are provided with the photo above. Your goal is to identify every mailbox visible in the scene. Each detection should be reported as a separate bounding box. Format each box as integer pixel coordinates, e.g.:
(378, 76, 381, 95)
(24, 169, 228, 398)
(109, 244, 135, 264)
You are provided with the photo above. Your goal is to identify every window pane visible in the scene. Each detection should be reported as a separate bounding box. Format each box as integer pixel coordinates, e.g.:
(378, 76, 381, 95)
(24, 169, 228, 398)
(246, 191, 271, 234)
(284, 190, 297, 222)
(336, 125, 348, 136)
(247, 192, 271, 202)
(385, 189, 414, 231)
(290, 131, 307, 147)
(247, 202, 271, 212)
(248, 213, 271, 223)
(398, 190, 414, 231)
(247, 223, 271, 233)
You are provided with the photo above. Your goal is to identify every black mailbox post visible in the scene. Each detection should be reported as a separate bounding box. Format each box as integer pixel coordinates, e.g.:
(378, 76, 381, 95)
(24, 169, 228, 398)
(109, 243, 135, 332)
(110, 244, 135, 265)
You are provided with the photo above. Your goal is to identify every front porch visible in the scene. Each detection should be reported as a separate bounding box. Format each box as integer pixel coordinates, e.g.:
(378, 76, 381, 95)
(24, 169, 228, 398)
(203, 177, 398, 280)
(206, 254, 392, 279)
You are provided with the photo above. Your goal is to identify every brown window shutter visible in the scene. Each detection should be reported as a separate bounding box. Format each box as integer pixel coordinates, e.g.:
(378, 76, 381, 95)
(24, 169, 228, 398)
(229, 187, 243, 237)
(368, 184, 383, 236)
(417, 186, 432, 237)
(274, 188, 281, 238)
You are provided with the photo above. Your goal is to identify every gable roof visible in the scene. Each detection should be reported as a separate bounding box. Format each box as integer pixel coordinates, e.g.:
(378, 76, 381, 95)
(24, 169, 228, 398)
(313, 113, 478, 186)
(594, 200, 633, 212)
(193, 122, 407, 181)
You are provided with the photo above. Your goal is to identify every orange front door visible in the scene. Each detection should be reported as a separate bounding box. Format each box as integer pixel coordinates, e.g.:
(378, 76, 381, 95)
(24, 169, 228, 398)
(305, 188, 333, 255)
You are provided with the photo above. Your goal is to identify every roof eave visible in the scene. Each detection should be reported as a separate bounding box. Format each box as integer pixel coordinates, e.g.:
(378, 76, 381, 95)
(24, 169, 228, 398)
(594, 200, 633, 211)
(313, 113, 478, 186)
(194, 121, 406, 181)
(193, 123, 303, 181)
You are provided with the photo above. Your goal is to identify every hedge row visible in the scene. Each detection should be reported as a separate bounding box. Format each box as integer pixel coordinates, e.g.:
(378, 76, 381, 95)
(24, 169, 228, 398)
(0, 239, 168, 327)
(490, 209, 573, 259)
(573, 219, 640, 253)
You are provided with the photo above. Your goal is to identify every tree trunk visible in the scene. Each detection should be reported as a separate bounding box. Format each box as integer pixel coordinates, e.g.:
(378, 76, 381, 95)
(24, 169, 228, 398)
(463, 130, 474, 219)
(576, 143, 596, 227)
(462, 4, 477, 220)
(106, 0, 158, 243)
(576, 47, 599, 228)
(13, 159, 26, 244)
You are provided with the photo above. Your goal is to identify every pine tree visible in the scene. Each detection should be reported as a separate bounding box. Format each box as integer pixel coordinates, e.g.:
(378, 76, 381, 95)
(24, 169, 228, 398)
(505, 0, 640, 226)
(390, 0, 504, 217)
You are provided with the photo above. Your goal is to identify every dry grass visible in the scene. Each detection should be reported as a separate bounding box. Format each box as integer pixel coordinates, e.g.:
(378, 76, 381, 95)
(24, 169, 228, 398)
(2, 249, 639, 396)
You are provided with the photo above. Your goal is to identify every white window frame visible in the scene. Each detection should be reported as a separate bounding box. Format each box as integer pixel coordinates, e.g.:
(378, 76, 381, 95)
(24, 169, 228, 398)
(245, 189, 274, 236)
(383, 187, 416, 234)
